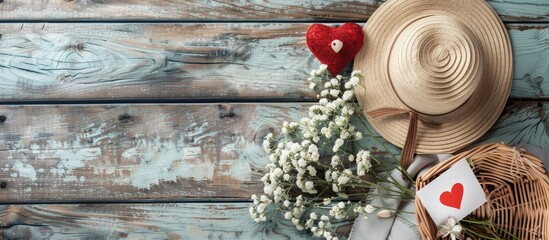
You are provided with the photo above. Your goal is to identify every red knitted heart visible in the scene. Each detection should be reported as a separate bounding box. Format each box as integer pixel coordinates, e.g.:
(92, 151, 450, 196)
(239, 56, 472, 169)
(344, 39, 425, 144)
(306, 23, 364, 75)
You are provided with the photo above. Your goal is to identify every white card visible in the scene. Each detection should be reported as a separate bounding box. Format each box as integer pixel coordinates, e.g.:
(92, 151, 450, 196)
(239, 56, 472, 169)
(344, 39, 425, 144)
(416, 158, 486, 225)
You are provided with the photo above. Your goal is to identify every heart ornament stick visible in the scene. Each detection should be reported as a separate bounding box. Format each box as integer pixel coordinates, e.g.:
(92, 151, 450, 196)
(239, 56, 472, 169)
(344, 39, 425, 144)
(306, 23, 364, 75)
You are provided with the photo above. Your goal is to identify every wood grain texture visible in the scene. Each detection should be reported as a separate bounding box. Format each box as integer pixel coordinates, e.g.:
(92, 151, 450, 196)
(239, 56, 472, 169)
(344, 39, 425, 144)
(0, 23, 314, 101)
(0, 23, 547, 101)
(0, 203, 324, 239)
(0, 102, 546, 203)
(0, 0, 379, 22)
(0, 103, 301, 202)
(0, 0, 546, 22)
(508, 25, 549, 99)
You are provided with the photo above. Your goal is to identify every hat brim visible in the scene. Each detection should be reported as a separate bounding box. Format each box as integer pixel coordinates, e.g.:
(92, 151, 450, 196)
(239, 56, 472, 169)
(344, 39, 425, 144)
(354, 0, 512, 153)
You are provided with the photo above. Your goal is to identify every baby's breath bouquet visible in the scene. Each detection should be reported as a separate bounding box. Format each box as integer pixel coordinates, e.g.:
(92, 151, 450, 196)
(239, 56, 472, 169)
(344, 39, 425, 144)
(249, 65, 515, 240)
(249, 65, 411, 239)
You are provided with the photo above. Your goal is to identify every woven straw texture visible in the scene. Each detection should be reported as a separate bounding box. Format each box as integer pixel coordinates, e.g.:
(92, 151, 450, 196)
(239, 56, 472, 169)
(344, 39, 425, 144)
(415, 144, 549, 239)
(354, 0, 512, 153)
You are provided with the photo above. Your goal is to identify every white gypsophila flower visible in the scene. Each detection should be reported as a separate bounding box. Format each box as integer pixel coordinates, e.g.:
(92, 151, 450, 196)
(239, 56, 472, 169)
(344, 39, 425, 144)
(330, 78, 339, 86)
(330, 155, 340, 168)
(342, 90, 354, 101)
(324, 170, 332, 182)
(332, 98, 344, 107)
(344, 82, 352, 89)
(319, 98, 328, 105)
(313, 228, 324, 237)
(337, 175, 350, 185)
(333, 138, 344, 152)
(307, 165, 317, 176)
(309, 82, 317, 89)
(291, 217, 300, 225)
(348, 154, 355, 162)
(365, 204, 376, 214)
(330, 89, 340, 97)
(349, 76, 359, 86)
(320, 89, 329, 97)
(330, 171, 339, 182)
(283, 173, 290, 181)
(305, 181, 314, 190)
(353, 205, 364, 214)
(263, 141, 272, 154)
(324, 81, 332, 88)
(285, 211, 293, 220)
(319, 64, 328, 71)
(283, 200, 291, 207)
(355, 131, 363, 140)
(313, 135, 320, 143)
(332, 184, 339, 193)
(319, 221, 327, 229)
(329, 202, 347, 220)
(297, 158, 307, 168)
(340, 130, 350, 139)
(263, 184, 274, 195)
(356, 150, 372, 176)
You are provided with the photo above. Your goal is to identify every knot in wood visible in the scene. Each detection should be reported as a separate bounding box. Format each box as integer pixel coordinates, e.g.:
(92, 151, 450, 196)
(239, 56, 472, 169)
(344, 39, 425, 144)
(0, 115, 7, 123)
(219, 112, 236, 119)
(118, 113, 132, 122)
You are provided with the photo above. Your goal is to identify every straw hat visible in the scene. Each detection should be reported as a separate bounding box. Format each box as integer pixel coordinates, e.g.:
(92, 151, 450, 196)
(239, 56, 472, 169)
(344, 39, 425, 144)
(354, 0, 513, 154)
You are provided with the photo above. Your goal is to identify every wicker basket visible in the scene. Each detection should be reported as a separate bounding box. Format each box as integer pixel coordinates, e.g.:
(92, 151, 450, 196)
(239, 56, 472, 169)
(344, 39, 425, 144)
(415, 144, 549, 239)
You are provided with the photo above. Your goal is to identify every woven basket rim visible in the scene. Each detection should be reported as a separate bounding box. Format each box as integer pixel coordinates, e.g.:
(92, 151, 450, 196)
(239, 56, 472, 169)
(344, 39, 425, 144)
(415, 143, 549, 239)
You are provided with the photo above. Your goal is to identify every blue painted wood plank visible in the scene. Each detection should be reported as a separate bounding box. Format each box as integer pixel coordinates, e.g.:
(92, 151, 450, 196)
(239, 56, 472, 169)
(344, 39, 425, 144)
(0, 0, 546, 22)
(0, 23, 546, 101)
(0, 203, 325, 239)
(0, 102, 545, 202)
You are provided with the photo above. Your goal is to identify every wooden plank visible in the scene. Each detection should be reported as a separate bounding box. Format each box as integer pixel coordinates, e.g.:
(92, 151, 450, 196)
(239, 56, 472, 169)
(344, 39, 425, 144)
(0, 23, 314, 101)
(0, 203, 327, 239)
(0, 23, 547, 101)
(0, 103, 309, 202)
(0, 0, 545, 22)
(477, 101, 549, 146)
(0, 102, 546, 202)
(508, 25, 549, 99)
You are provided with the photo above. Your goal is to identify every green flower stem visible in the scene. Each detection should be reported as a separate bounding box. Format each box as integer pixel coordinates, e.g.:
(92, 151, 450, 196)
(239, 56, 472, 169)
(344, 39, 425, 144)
(353, 106, 416, 185)
(312, 162, 411, 195)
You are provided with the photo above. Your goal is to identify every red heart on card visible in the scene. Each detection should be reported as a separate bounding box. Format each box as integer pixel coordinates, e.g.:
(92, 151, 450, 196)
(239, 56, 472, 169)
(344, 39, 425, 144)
(306, 23, 364, 75)
(440, 183, 464, 209)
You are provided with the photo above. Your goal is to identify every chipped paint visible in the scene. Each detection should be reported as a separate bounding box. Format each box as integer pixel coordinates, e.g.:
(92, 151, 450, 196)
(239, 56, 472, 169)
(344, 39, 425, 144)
(123, 138, 214, 189)
(219, 136, 262, 181)
(50, 146, 101, 182)
(12, 160, 37, 181)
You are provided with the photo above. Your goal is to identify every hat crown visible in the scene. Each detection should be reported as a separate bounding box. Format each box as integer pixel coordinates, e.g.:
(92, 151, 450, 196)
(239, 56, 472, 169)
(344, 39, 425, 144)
(388, 15, 483, 116)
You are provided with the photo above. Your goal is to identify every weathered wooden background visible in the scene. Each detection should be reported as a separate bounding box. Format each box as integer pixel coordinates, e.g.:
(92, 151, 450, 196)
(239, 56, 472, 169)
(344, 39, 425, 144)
(0, 0, 547, 239)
